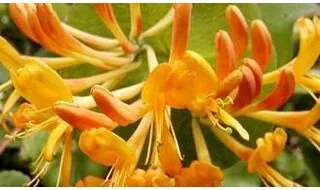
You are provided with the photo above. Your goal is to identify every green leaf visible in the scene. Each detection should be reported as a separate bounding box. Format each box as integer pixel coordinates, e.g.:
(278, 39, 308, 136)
(0, 170, 30, 186)
(223, 161, 260, 187)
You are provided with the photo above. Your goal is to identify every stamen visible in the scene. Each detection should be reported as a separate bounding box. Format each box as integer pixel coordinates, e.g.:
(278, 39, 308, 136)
(27, 162, 50, 186)
(104, 162, 117, 184)
(5, 116, 59, 140)
(306, 72, 320, 80)
(300, 83, 319, 103)
(207, 110, 232, 135)
(217, 107, 249, 140)
(144, 117, 154, 165)
(0, 80, 12, 93)
(304, 127, 320, 151)
(165, 109, 183, 160)
(191, 118, 212, 164)
(0, 90, 20, 129)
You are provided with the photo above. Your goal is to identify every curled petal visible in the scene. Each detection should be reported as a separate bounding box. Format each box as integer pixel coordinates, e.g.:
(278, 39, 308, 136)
(91, 85, 148, 126)
(175, 161, 224, 187)
(169, 3, 192, 62)
(226, 5, 248, 60)
(95, 3, 134, 53)
(215, 30, 236, 79)
(237, 68, 295, 115)
(79, 127, 136, 166)
(144, 168, 175, 187)
(53, 101, 118, 130)
(251, 20, 273, 70)
(248, 128, 287, 173)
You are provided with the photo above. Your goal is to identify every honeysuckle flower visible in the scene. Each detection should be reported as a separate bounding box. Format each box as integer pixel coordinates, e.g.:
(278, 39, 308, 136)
(0, 34, 143, 185)
(0, 2, 316, 187)
(172, 118, 223, 187)
(246, 98, 320, 151)
(53, 4, 296, 187)
(211, 126, 299, 187)
(263, 16, 320, 94)
(10, 3, 133, 70)
(141, 4, 282, 142)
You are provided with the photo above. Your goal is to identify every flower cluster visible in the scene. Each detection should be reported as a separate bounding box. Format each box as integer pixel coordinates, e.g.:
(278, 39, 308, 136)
(0, 3, 319, 187)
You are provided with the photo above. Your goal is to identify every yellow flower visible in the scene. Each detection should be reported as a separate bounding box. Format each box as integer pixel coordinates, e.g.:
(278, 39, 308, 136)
(246, 99, 320, 151)
(212, 127, 299, 187)
(263, 17, 320, 93)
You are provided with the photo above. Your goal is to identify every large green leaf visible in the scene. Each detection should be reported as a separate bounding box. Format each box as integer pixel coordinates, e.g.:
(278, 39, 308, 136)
(0, 170, 30, 186)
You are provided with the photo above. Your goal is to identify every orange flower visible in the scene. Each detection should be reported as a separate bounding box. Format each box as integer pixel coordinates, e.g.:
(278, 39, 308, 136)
(263, 17, 320, 92)
(212, 127, 299, 186)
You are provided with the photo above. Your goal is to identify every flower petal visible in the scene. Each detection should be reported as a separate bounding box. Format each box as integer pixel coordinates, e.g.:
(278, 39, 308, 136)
(53, 101, 118, 130)
(79, 127, 136, 166)
(9, 3, 39, 43)
(215, 30, 236, 79)
(251, 20, 273, 70)
(226, 5, 248, 60)
(129, 3, 143, 39)
(95, 3, 134, 53)
(237, 68, 295, 115)
(91, 85, 148, 126)
(232, 64, 256, 109)
(169, 3, 192, 63)
(44, 122, 70, 161)
(217, 69, 243, 99)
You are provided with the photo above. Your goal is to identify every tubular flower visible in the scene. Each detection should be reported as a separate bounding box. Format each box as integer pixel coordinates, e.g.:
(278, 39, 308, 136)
(54, 4, 292, 186)
(246, 98, 320, 151)
(142, 4, 282, 142)
(212, 127, 299, 187)
(9, 3, 132, 70)
(0, 2, 316, 187)
(0, 32, 144, 186)
(173, 119, 224, 187)
(263, 17, 320, 93)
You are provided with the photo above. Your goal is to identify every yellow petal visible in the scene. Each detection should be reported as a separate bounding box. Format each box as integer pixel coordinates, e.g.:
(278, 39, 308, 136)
(10, 58, 72, 108)
(44, 122, 70, 161)
(79, 127, 136, 167)
(169, 3, 192, 62)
